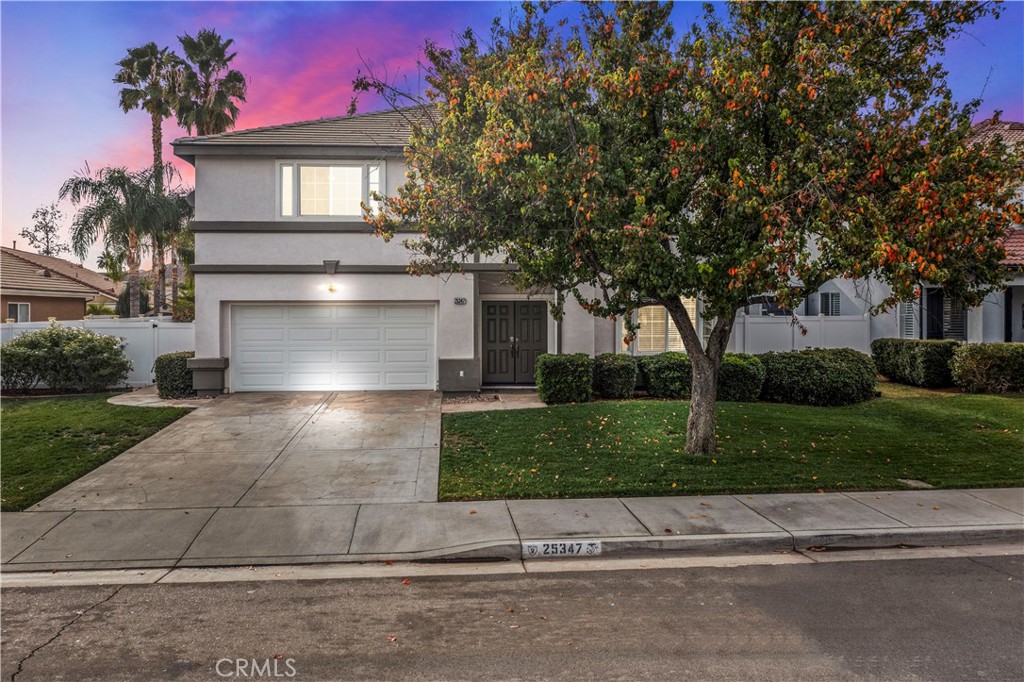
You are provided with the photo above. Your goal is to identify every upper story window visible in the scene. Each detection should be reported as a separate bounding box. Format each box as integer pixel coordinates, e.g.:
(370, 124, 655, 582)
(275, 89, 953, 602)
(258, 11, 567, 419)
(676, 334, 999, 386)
(278, 162, 383, 218)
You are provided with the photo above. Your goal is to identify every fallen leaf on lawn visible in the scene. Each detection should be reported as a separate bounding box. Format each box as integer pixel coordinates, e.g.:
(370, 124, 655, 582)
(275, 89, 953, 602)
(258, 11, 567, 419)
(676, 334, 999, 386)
(401, 578, 411, 585)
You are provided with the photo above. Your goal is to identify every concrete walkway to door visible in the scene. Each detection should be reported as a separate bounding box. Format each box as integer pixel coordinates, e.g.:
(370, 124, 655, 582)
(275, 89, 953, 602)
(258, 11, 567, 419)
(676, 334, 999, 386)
(29, 391, 441, 511)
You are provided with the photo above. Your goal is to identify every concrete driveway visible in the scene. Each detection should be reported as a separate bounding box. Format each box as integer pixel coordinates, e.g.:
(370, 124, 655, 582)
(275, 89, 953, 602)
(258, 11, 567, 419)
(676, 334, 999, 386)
(31, 391, 441, 511)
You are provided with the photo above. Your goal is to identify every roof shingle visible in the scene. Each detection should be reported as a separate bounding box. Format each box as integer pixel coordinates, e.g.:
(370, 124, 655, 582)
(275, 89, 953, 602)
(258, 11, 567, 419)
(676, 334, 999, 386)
(1, 247, 119, 297)
(1, 249, 97, 296)
(172, 107, 432, 149)
(1003, 229, 1024, 268)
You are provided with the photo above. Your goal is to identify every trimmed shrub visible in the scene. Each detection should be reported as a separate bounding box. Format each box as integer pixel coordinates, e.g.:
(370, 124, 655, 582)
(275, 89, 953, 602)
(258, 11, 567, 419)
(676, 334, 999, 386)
(536, 353, 593, 404)
(639, 352, 765, 402)
(759, 348, 876, 406)
(1, 345, 43, 392)
(155, 351, 196, 399)
(1, 322, 132, 392)
(639, 352, 691, 399)
(592, 353, 638, 399)
(951, 343, 1024, 394)
(717, 353, 766, 402)
(871, 338, 959, 388)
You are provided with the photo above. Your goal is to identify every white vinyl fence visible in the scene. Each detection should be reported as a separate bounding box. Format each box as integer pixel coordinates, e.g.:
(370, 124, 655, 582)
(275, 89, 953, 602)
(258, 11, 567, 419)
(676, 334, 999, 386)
(1, 318, 195, 387)
(727, 312, 872, 354)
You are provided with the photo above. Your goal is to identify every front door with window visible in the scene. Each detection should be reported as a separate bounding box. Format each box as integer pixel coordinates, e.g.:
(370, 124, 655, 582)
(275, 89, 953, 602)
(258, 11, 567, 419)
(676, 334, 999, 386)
(482, 301, 547, 384)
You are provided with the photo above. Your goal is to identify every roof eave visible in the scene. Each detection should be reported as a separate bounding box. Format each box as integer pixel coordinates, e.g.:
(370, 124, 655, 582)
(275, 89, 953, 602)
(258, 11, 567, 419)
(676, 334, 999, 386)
(172, 142, 406, 161)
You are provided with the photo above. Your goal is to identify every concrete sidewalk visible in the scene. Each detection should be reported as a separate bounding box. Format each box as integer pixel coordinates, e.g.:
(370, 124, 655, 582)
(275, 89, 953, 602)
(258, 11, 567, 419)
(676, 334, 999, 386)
(2, 488, 1021, 572)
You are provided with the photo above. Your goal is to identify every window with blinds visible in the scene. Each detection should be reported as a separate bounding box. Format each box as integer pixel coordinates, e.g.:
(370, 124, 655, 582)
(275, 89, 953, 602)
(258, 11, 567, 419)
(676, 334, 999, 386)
(629, 298, 697, 353)
(898, 302, 915, 339)
(819, 292, 841, 316)
(942, 296, 967, 340)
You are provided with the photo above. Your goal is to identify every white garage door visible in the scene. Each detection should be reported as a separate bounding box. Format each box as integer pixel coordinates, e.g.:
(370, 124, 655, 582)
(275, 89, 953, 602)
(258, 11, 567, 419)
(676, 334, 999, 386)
(231, 304, 436, 391)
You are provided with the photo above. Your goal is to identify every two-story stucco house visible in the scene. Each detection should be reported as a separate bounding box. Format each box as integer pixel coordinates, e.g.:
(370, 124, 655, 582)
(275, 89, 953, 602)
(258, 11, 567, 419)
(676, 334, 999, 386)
(173, 109, 626, 395)
(173, 111, 1023, 395)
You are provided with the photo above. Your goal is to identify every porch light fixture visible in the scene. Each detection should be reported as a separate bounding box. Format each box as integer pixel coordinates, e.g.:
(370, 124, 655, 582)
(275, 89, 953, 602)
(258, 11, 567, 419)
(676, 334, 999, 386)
(323, 260, 339, 275)
(326, 283, 337, 293)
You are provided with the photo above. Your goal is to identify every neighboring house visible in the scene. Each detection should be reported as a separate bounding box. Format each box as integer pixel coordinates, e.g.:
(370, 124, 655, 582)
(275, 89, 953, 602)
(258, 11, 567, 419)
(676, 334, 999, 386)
(173, 112, 1023, 394)
(1, 246, 121, 313)
(1, 248, 97, 321)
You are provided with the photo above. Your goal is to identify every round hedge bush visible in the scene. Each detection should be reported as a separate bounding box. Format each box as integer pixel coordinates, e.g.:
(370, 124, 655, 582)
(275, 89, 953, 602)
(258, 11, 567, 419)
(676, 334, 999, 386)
(592, 353, 638, 399)
(759, 348, 876, 406)
(535, 353, 593, 404)
(639, 352, 691, 399)
(716, 353, 766, 402)
(154, 350, 196, 399)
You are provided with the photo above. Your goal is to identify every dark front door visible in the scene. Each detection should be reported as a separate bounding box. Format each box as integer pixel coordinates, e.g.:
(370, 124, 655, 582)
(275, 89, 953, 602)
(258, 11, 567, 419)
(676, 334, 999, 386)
(482, 301, 548, 384)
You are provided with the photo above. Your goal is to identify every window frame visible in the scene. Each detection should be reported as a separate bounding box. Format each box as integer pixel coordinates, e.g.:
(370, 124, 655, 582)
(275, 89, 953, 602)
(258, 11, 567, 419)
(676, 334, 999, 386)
(819, 292, 841, 317)
(619, 298, 701, 355)
(6, 302, 29, 322)
(276, 160, 385, 220)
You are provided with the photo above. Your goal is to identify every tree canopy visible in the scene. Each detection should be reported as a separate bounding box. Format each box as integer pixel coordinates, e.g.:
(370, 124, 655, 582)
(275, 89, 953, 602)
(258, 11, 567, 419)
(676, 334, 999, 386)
(357, 1, 1023, 453)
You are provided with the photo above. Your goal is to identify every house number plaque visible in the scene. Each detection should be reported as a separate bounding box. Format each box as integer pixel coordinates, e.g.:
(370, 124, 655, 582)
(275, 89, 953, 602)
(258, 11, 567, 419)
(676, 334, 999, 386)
(453, 297, 468, 305)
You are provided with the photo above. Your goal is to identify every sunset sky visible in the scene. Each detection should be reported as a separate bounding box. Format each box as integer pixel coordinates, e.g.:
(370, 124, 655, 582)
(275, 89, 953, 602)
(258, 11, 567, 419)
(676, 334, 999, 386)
(2, 1, 1022, 267)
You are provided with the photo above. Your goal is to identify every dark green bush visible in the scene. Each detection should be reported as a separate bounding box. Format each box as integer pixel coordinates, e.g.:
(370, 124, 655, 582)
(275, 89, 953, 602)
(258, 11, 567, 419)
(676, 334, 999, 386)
(592, 353, 638, 399)
(951, 343, 1024, 394)
(154, 350, 196, 399)
(639, 352, 691, 399)
(639, 352, 765, 402)
(536, 353, 593, 404)
(1, 322, 132, 392)
(759, 348, 876, 406)
(717, 353, 766, 402)
(871, 338, 959, 388)
(1, 345, 42, 392)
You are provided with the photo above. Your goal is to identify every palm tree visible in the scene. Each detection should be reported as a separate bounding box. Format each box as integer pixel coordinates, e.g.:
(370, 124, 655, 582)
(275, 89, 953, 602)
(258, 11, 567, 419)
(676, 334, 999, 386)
(114, 43, 179, 193)
(152, 168, 194, 310)
(60, 167, 162, 318)
(175, 29, 248, 136)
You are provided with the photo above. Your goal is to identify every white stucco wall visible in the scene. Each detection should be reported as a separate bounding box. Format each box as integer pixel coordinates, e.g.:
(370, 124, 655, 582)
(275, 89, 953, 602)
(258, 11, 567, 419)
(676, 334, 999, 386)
(194, 154, 407, 223)
(195, 232, 419, 266)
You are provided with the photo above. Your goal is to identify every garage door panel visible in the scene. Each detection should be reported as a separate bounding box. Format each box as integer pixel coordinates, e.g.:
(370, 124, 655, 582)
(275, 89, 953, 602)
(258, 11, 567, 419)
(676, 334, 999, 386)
(385, 349, 430, 363)
(385, 327, 430, 342)
(239, 350, 286, 364)
(288, 349, 335, 364)
(237, 372, 286, 389)
(288, 306, 333, 320)
(238, 328, 287, 343)
(238, 307, 285, 321)
(232, 304, 435, 391)
(288, 327, 335, 342)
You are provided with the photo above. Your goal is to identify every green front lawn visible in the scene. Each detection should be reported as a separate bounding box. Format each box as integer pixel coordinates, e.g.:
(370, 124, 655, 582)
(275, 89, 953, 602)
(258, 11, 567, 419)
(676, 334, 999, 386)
(1, 394, 190, 511)
(440, 385, 1024, 500)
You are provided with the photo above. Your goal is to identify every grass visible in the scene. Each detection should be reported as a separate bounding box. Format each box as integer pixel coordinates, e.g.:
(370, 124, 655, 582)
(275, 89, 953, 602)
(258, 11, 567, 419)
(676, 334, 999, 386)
(440, 384, 1024, 501)
(1, 394, 190, 511)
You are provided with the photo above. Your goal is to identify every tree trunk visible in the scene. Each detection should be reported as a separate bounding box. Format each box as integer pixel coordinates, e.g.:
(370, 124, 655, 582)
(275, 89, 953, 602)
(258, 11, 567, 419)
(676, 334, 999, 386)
(663, 298, 738, 455)
(170, 245, 179, 305)
(686, 352, 719, 454)
(151, 113, 163, 196)
(126, 234, 141, 318)
(153, 242, 166, 314)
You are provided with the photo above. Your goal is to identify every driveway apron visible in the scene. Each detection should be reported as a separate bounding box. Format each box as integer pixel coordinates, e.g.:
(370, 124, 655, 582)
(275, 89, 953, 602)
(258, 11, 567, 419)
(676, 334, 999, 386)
(29, 391, 441, 512)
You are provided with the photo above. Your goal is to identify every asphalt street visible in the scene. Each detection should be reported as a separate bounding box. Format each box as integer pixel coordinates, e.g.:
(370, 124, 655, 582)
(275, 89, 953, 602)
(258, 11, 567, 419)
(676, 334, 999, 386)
(2, 554, 1022, 681)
